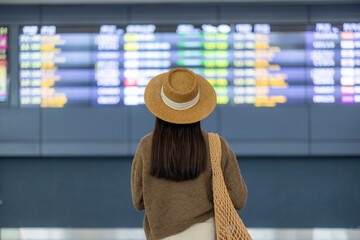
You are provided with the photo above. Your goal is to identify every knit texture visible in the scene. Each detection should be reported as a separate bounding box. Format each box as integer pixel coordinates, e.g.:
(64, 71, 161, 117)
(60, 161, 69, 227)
(209, 133, 252, 240)
(131, 130, 247, 240)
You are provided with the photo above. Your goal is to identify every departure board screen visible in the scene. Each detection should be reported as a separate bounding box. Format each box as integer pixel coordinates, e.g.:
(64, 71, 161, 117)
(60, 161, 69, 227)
(18, 23, 360, 108)
(307, 23, 360, 104)
(0, 26, 8, 102)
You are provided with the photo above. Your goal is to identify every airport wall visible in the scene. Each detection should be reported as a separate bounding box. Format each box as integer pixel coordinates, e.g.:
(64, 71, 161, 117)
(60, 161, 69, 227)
(0, 3, 359, 228)
(0, 157, 359, 228)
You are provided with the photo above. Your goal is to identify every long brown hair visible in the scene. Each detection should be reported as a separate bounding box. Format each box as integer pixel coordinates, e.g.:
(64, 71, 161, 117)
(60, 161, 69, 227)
(151, 117, 207, 181)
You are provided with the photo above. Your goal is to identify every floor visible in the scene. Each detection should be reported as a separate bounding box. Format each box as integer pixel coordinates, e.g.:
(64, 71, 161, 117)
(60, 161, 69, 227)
(1, 228, 360, 240)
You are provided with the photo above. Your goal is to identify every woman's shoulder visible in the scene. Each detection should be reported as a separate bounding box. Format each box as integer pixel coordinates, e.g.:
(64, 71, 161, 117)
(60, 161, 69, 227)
(138, 132, 153, 148)
(134, 133, 153, 155)
(201, 130, 228, 145)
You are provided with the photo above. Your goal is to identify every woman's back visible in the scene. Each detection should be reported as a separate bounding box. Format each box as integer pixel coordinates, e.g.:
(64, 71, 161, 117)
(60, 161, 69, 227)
(131, 68, 248, 240)
(131, 130, 247, 240)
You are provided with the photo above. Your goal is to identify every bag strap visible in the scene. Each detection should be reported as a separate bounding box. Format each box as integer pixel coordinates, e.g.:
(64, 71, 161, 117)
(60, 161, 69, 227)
(208, 132, 253, 240)
(208, 133, 222, 171)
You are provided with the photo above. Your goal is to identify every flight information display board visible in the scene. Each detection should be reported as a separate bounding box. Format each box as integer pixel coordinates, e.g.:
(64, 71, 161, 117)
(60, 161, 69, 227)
(18, 23, 360, 108)
(307, 23, 360, 104)
(0, 26, 8, 102)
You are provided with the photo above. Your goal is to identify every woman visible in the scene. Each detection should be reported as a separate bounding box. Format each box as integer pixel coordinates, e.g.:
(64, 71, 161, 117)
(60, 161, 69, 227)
(131, 68, 248, 240)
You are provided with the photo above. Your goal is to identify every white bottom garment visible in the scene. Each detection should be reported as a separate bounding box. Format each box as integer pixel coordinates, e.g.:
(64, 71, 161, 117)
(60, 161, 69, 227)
(161, 217, 216, 240)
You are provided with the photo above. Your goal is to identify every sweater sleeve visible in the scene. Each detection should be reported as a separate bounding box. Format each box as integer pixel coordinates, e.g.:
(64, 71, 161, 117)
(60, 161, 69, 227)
(220, 137, 248, 210)
(131, 140, 144, 211)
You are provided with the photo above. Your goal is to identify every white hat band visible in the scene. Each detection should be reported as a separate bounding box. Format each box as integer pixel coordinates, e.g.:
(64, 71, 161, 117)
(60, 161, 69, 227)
(161, 86, 200, 110)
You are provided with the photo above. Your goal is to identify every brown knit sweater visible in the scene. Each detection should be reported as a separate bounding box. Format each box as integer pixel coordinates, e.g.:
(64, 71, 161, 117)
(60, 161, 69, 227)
(131, 130, 247, 240)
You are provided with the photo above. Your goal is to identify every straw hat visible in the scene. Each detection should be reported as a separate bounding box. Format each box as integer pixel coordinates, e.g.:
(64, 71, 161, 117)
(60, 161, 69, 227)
(144, 68, 217, 124)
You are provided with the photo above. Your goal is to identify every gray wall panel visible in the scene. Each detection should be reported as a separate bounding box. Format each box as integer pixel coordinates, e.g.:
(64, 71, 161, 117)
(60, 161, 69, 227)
(129, 106, 154, 155)
(0, 6, 40, 24)
(0, 158, 54, 226)
(311, 142, 360, 156)
(220, 4, 307, 23)
(130, 4, 217, 24)
(50, 158, 139, 227)
(201, 107, 218, 133)
(42, 108, 128, 141)
(311, 106, 360, 140)
(0, 143, 40, 156)
(220, 106, 309, 140)
(129, 106, 154, 141)
(0, 157, 359, 228)
(310, 4, 360, 23)
(230, 142, 309, 156)
(0, 109, 40, 140)
(42, 5, 128, 24)
(240, 157, 360, 228)
(42, 143, 128, 156)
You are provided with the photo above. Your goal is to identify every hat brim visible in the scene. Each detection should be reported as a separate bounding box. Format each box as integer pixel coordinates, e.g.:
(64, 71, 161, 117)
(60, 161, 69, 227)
(144, 72, 217, 124)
